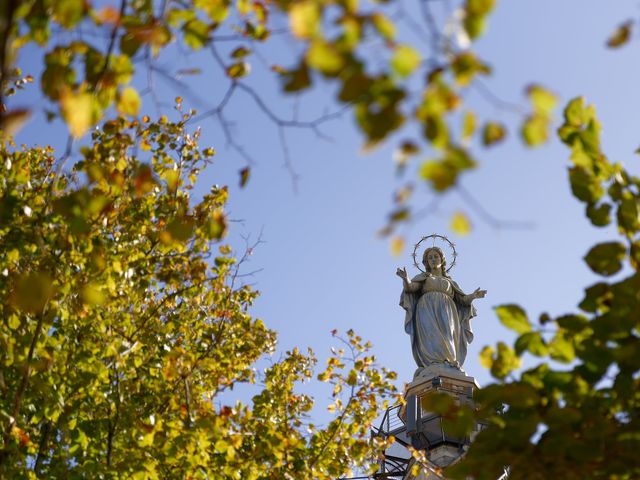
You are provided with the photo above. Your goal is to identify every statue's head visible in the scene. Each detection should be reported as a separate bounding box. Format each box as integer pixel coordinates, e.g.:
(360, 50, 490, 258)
(422, 247, 446, 275)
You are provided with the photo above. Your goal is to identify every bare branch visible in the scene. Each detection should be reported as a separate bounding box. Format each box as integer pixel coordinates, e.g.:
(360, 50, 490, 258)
(472, 79, 527, 116)
(278, 126, 300, 193)
(95, 0, 127, 91)
(456, 184, 535, 230)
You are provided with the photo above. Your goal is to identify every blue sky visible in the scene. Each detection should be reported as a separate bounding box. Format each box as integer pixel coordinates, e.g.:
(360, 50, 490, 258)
(12, 0, 640, 407)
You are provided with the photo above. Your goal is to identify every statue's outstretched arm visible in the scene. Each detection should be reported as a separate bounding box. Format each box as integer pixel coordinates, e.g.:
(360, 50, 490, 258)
(396, 267, 421, 292)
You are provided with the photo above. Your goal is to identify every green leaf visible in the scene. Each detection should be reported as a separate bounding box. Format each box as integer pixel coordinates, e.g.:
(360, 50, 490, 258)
(586, 202, 611, 227)
(423, 115, 449, 149)
(183, 19, 210, 49)
(549, 334, 575, 363)
(556, 314, 589, 332)
(52, 0, 85, 28)
(568, 167, 604, 203)
(563, 96, 593, 127)
(578, 282, 610, 313)
(584, 242, 626, 276)
(451, 51, 490, 86)
(617, 198, 640, 234)
(491, 341, 521, 379)
(420, 161, 456, 192)
(442, 405, 475, 438)
(391, 45, 421, 78)
(515, 331, 548, 356)
(203, 210, 227, 240)
(420, 392, 454, 415)
(495, 304, 531, 334)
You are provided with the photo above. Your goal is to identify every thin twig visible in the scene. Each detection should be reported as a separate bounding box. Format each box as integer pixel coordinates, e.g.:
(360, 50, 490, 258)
(278, 126, 299, 193)
(456, 184, 535, 230)
(472, 79, 527, 116)
(94, 0, 127, 91)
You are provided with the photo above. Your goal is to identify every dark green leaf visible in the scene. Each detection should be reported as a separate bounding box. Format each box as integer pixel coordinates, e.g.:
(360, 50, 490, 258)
(584, 242, 626, 276)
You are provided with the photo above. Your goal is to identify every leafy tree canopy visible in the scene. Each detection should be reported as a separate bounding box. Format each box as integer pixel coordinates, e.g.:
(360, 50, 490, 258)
(1, 1, 640, 479)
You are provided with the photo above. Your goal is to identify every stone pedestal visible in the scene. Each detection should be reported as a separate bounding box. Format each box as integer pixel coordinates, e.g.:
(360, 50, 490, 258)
(399, 365, 483, 477)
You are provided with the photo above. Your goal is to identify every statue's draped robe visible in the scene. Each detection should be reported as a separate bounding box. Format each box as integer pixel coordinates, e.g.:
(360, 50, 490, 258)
(400, 273, 476, 369)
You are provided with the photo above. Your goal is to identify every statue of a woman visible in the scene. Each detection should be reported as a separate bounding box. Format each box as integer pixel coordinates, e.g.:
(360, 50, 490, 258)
(397, 243, 486, 374)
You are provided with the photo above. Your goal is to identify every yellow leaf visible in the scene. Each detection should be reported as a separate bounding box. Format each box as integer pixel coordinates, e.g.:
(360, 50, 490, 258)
(81, 284, 106, 305)
(306, 40, 344, 75)
(450, 211, 471, 235)
(289, 1, 320, 39)
(479, 346, 494, 369)
(462, 111, 476, 142)
(391, 44, 421, 78)
(371, 13, 395, 40)
(0, 109, 32, 139)
(12, 272, 55, 313)
(117, 87, 141, 116)
(61, 91, 96, 138)
(527, 84, 557, 117)
(390, 236, 405, 257)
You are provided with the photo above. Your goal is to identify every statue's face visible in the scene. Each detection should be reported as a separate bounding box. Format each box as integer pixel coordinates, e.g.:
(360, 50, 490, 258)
(425, 250, 442, 271)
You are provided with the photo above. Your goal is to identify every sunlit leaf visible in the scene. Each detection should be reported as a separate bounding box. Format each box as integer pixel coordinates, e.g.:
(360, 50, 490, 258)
(479, 345, 494, 368)
(289, 1, 320, 39)
(391, 45, 421, 78)
(495, 304, 531, 334)
(549, 334, 575, 363)
(52, 0, 85, 28)
(491, 341, 521, 379)
(515, 332, 548, 356)
(450, 211, 471, 235)
(117, 86, 141, 116)
(60, 90, 98, 138)
(528, 84, 557, 117)
(371, 13, 395, 40)
(390, 236, 405, 256)
(521, 115, 548, 146)
(462, 111, 476, 142)
(306, 41, 344, 75)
